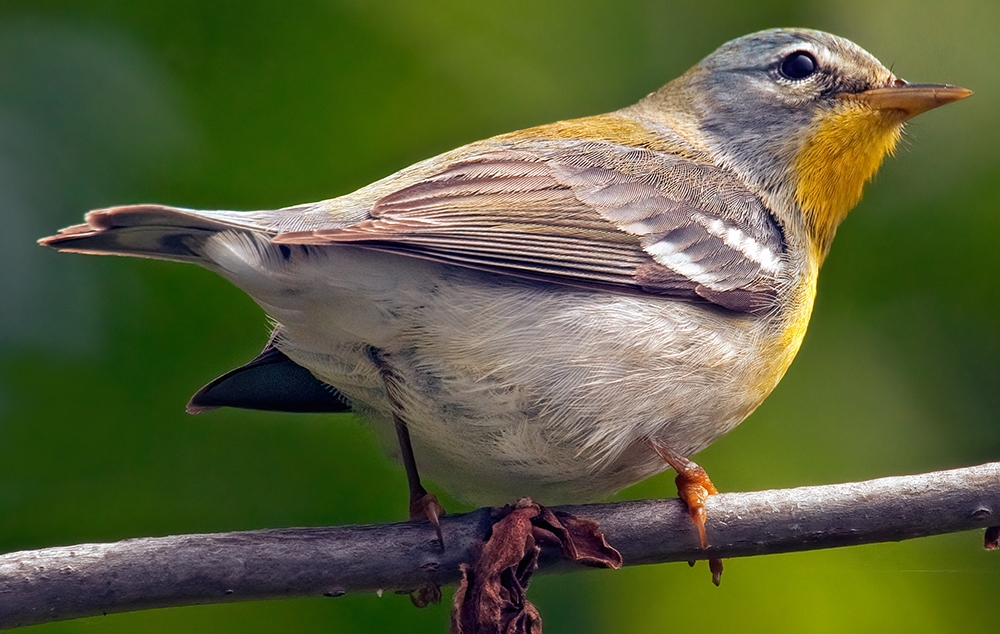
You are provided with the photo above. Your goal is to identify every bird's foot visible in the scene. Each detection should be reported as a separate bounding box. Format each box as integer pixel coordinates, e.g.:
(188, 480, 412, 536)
(672, 460, 718, 549)
(410, 491, 446, 550)
(647, 438, 724, 585)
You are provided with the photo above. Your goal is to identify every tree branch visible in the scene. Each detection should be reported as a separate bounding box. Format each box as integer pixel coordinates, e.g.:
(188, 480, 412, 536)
(2, 461, 998, 629)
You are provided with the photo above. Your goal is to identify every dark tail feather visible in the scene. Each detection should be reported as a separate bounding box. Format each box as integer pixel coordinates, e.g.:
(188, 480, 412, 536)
(187, 344, 351, 414)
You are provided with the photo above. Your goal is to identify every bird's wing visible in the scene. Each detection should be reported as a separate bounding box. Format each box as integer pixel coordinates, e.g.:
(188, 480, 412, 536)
(278, 142, 787, 313)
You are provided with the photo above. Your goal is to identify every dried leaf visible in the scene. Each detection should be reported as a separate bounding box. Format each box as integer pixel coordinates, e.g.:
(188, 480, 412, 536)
(451, 499, 621, 634)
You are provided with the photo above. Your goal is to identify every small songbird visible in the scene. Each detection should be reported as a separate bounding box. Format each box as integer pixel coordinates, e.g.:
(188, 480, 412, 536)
(41, 28, 969, 568)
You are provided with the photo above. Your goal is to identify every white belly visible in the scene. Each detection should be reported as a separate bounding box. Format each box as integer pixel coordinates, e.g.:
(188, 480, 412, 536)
(205, 233, 785, 505)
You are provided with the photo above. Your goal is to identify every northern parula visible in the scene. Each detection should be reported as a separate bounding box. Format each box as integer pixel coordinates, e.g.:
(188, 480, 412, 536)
(41, 28, 970, 570)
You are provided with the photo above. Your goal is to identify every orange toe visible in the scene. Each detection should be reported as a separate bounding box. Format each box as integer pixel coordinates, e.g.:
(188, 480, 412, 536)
(646, 438, 723, 584)
(673, 462, 718, 549)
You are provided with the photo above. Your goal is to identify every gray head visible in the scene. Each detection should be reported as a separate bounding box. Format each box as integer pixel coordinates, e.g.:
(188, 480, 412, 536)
(697, 28, 893, 107)
(637, 28, 970, 255)
(651, 29, 894, 189)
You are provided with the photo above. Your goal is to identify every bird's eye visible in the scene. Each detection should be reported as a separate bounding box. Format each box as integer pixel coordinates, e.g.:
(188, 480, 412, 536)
(779, 51, 817, 80)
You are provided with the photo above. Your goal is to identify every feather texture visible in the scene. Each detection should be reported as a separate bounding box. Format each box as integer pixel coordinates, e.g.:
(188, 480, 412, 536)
(278, 142, 787, 313)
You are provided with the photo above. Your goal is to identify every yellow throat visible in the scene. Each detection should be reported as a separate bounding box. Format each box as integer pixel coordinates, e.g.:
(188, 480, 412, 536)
(794, 103, 905, 259)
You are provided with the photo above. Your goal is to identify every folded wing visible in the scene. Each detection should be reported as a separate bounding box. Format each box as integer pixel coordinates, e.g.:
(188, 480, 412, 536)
(278, 142, 787, 313)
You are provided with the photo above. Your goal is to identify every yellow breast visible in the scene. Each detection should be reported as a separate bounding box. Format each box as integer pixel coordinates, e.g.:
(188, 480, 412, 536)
(794, 103, 905, 259)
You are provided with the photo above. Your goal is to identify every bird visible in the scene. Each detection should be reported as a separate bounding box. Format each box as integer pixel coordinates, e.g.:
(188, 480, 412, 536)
(40, 28, 970, 578)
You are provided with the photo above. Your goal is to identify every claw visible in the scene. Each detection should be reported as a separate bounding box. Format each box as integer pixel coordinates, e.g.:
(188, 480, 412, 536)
(709, 558, 724, 586)
(985, 526, 1000, 551)
(410, 491, 446, 550)
(408, 582, 442, 608)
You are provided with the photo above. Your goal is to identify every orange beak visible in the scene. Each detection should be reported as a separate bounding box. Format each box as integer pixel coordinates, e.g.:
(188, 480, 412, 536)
(843, 80, 972, 119)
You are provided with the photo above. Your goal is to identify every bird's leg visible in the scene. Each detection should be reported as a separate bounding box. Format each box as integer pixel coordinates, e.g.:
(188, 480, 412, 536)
(646, 437, 723, 585)
(367, 346, 445, 550)
(390, 410, 446, 607)
(392, 409, 445, 549)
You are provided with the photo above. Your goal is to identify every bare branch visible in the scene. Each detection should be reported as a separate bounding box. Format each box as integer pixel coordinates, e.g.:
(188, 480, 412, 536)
(2, 461, 998, 629)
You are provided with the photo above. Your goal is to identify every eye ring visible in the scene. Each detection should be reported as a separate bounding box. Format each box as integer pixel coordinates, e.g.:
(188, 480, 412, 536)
(779, 51, 818, 80)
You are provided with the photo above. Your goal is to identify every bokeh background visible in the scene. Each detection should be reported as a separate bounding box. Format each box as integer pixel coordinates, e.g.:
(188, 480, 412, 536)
(2, 1, 998, 632)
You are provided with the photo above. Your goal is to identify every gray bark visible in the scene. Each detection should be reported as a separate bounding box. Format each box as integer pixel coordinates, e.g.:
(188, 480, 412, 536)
(1, 461, 998, 629)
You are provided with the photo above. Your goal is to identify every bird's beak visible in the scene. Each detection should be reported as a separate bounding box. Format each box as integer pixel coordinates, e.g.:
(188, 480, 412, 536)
(843, 80, 972, 119)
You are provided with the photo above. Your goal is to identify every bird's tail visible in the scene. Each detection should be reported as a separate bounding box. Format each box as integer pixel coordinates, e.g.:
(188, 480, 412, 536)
(37, 204, 284, 264)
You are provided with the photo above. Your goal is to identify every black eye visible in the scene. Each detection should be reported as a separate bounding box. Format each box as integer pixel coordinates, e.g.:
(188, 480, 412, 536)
(779, 51, 817, 80)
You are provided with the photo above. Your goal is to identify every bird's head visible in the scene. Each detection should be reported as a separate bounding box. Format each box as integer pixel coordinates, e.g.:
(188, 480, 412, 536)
(640, 28, 971, 259)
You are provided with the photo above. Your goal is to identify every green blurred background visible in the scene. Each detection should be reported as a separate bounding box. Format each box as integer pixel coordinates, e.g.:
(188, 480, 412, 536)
(1, 1, 998, 632)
